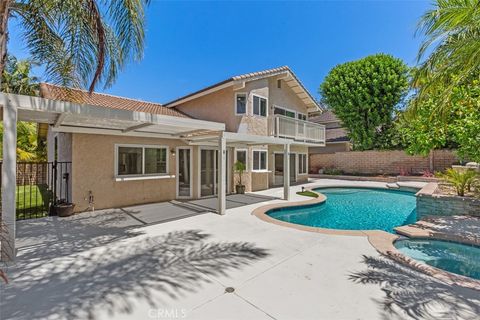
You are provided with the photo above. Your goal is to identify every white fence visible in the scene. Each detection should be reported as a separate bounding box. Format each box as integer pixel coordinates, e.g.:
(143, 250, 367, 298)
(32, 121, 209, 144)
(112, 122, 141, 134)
(268, 115, 325, 144)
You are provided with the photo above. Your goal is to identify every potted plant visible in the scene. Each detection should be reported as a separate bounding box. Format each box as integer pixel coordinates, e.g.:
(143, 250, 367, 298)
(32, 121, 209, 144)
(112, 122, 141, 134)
(54, 199, 76, 217)
(234, 160, 246, 194)
(53, 172, 75, 217)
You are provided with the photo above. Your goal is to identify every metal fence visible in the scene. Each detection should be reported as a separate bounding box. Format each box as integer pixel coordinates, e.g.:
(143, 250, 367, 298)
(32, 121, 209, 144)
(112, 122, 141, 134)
(0, 161, 72, 220)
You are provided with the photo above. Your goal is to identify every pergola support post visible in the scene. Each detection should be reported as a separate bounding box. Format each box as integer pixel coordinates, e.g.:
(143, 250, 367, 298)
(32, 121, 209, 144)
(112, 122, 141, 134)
(1, 102, 17, 261)
(217, 133, 226, 215)
(283, 143, 290, 201)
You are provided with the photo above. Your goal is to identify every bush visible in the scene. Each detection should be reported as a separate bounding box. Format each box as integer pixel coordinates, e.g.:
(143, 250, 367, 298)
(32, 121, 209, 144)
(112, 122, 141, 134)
(323, 167, 343, 175)
(436, 168, 478, 196)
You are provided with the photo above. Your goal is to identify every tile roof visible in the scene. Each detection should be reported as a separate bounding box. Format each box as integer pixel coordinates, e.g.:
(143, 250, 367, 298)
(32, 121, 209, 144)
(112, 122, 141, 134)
(325, 127, 349, 143)
(309, 110, 349, 143)
(39, 83, 191, 118)
(308, 110, 339, 124)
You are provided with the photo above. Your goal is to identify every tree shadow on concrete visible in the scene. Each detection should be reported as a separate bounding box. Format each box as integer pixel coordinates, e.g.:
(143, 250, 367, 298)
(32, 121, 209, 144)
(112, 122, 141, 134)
(349, 255, 480, 320)
(421, 215, 480, 244)
(2, 229, 269, 320)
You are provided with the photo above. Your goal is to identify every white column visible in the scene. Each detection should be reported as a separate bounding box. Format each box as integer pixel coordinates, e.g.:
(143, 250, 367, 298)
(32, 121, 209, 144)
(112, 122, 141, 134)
(217, 133, 226, 215)
(1, 102, 17, 261)
(283, 143, 290, 201)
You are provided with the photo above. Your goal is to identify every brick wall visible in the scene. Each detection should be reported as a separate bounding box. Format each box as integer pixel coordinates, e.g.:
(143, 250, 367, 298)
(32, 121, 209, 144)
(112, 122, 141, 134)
(309, 150, 458, 175)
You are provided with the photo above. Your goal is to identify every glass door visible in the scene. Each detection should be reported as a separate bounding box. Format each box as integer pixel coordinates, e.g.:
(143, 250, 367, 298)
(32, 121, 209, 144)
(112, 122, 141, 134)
(177, 148, 192, 198)
(201, 149, 217, 197)
(274, 153, 296, 185)
(274, 153, 284, 185)
(290, 153, 296, 183)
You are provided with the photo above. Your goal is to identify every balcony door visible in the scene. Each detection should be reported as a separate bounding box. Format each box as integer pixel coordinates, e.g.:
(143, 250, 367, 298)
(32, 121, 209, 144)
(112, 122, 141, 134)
(274, 153, 297, 185)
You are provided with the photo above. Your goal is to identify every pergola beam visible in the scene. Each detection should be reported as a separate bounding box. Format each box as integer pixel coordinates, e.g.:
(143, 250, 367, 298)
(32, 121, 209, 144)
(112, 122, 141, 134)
(121, 122, 153, 133)
(53, 113, 67, 128)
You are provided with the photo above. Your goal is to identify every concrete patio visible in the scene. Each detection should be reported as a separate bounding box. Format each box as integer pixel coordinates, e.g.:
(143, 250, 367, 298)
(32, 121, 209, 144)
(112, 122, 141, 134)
(1, 179, 479, 320)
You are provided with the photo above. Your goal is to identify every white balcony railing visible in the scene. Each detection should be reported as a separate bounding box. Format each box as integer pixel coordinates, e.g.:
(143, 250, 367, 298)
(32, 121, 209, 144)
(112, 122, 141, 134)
(268, 115, 326, 144)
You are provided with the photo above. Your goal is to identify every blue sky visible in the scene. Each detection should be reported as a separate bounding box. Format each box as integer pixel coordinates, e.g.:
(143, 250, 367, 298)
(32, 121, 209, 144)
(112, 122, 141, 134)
(7, 0, 431, 103)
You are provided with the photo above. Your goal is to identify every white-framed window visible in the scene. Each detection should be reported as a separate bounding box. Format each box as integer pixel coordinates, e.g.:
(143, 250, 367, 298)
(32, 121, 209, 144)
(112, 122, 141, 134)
(273, 106, 296, 118)
(297, 113, 307, 121)
(235, 92, 247, 115)
(298, 153, 308, 175)
(252, 150, 267, 171)
(253, 95, 267, 117)
(235, 149, 248, 170)
(115, 144, 168, 177)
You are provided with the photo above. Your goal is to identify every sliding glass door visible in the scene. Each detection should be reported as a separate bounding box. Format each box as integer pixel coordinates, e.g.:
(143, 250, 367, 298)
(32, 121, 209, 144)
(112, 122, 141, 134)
(199, 148, 230, 197)
(274, 153, 297, 185)
(200, 149, 217, 197)
(177, 147, 192, 198)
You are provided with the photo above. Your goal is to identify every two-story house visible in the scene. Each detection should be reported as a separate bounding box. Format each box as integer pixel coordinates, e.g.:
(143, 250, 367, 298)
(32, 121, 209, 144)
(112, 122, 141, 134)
(35, 66, 325, 213)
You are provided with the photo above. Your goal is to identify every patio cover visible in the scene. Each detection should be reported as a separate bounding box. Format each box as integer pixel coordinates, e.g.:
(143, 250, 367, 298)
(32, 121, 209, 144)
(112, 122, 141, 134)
(0, 92, 225, 261)
(0, 93, 294, 262)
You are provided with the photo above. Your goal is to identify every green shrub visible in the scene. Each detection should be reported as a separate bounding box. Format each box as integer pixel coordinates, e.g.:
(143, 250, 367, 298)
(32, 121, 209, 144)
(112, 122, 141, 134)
(436, 168, 478, 197)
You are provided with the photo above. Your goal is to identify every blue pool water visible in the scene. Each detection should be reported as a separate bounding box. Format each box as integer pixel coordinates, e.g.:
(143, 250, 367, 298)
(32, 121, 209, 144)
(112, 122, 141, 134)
(395, 239, 480, 280)
(267, 188, 417, 233)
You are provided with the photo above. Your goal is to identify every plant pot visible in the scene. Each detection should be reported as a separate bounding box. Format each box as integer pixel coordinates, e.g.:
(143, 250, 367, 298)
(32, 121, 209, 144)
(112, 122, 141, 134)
(235, 185, 246, 194)
(54, 203, 76, 217)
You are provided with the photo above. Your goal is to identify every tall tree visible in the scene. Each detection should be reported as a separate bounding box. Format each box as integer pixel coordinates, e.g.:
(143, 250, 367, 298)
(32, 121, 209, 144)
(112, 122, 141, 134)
(320, 54, 409, 150)
(414, 0, 480, 112)
(0, 0, 150, 92)
(399, 80, 480, 162)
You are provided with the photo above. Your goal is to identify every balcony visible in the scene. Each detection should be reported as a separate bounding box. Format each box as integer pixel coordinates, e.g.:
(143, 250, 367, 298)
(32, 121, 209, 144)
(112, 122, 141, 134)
(268, 115, 326, 144)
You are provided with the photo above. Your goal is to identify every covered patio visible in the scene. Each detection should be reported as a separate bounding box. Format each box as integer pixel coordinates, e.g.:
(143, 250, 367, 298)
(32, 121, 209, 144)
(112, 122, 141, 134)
(0, 93, 294, 260)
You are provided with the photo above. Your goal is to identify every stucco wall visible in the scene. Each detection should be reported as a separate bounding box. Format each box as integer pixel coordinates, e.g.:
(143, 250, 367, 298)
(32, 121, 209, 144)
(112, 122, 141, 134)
(175, 87, 239, 132)
(268, 77, 309, 114)
(251, 172, 269, 191)
(71, 133, 193, 211)
(175, 77, 311, 137)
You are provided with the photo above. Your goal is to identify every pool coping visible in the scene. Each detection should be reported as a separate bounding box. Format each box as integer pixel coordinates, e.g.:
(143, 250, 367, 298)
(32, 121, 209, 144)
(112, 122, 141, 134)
(251, 185, 480, 291)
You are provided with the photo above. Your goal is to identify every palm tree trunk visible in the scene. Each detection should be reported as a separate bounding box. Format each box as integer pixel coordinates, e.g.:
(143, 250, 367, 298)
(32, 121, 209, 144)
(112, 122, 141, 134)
(0, 0, 10, 80)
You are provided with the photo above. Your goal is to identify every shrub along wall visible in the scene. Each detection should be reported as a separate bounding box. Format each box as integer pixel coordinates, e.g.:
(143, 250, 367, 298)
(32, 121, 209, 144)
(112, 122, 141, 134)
(309, 149, 458, 175)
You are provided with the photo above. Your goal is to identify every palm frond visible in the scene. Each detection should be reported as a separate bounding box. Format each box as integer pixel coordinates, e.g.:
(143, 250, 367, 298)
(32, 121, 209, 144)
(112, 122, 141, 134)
(10, 0, 150, 91)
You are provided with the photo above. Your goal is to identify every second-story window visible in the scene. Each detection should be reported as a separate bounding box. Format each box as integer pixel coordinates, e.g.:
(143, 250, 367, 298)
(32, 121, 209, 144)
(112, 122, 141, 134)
(235, 93, 246, 114)
(274, 106, 295, 118)
(297, 113, 307, 121)
(253, 95, 267, 117)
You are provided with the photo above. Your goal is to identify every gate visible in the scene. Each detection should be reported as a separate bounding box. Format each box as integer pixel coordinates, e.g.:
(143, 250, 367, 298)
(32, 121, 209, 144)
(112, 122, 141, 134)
(0, 161, 72, 220)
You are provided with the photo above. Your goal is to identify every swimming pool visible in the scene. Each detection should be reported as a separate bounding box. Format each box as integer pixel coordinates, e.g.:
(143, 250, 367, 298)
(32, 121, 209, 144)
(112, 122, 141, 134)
(395, 239, 480, 280)
(267, 187, 417, 233)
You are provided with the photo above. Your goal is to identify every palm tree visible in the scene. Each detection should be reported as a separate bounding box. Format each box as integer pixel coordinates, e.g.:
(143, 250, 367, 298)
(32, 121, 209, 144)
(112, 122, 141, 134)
(0, 0, 150, 92)
(414, 0, 480, 112)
